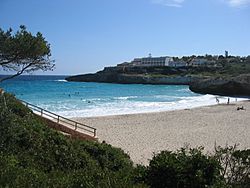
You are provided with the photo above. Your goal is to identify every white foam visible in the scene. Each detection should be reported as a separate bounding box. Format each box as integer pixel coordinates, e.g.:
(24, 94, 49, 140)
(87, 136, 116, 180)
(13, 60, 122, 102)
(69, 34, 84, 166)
(56, 79, 68, 82)
(113, 96, 138, 100)
(39, 95, 246, 117)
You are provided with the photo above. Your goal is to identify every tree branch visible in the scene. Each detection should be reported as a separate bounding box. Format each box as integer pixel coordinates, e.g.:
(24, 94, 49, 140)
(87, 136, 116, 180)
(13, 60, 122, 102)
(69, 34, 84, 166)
(0, 62, 35, 82)
(0, 26, 55, 81)
(0, 55, 19, 65)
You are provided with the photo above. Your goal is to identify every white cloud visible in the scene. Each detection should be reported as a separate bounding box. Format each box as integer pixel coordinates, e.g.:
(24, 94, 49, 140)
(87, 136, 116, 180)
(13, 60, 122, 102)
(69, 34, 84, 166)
(224, 0, 250, 7)
(151, 0, 185, 7)
(151, 0, 250, 8)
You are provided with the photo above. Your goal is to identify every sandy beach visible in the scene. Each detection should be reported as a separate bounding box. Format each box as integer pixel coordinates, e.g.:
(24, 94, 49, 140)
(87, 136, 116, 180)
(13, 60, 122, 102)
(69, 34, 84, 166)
(73, 101, 250, 165)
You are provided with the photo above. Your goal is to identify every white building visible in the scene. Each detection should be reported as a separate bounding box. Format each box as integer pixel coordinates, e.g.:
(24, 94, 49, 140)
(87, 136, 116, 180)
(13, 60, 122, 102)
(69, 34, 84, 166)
(130, 56, 174, 67)
(168, 60, 187, 67)
(190, 58, 216, 67)
(190, 58, 208, 66)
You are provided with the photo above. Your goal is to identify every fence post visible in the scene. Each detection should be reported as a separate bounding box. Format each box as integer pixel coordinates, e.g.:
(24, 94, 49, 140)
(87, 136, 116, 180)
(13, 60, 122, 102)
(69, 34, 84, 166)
(94, 129, 96, 137)
(75, 122, 77, 130)
(57, 116, 60, 123)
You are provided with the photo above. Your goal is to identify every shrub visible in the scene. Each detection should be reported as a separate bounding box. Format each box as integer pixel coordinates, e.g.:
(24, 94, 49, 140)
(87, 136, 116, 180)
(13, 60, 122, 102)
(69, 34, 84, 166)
(214, 145, 250, 188)
(1, 93, 31, 116)
(133, 164, 148, 186)
(145, 147, 222, 188)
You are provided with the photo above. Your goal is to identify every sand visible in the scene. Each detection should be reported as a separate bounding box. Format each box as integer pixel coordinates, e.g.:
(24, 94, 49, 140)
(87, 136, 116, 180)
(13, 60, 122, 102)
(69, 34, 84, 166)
(73, 101, 250, 165)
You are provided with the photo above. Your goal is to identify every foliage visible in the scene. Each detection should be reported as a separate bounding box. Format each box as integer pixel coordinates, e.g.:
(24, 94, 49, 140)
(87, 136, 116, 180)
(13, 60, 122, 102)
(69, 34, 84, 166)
(133, 165, 149, 186)
(214, 145, 250, 188)
(143, 147, 222, 188)
(0, 25, 55, 82)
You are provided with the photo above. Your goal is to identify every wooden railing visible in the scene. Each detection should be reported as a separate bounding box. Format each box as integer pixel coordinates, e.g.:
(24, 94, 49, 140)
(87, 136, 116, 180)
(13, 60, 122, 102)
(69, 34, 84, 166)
(19, 100, 97, 137)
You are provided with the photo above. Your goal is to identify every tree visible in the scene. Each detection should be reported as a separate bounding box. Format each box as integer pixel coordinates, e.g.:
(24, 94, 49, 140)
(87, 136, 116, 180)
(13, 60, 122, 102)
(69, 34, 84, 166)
(244, 55, 250, 64)
(0, 25, 55, 82)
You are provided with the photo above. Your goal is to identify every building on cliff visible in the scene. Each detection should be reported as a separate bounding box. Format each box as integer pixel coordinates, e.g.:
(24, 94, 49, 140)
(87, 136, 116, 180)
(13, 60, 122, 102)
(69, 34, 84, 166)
(117, 56, 217, 68)
(168, 60, 187, 67)
(190, 58, 216, 67)
(117, 56, 174, 67)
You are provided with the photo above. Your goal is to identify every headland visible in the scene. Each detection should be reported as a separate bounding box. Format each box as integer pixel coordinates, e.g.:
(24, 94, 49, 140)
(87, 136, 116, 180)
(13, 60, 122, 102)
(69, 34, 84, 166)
(66, 54, 250, 96)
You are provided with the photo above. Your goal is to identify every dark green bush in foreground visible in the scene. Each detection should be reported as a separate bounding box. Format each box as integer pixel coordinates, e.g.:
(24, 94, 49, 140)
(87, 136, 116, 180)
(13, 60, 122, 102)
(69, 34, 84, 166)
(0, 93, 249, 187)
(145, 148, 222, 188)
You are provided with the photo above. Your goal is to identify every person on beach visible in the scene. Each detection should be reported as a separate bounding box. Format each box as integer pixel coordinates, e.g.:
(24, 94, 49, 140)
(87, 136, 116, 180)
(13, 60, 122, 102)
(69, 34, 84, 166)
(237, 106, 245, 111)
(227, 98, 230, 104)
(216, 97, 219, 104)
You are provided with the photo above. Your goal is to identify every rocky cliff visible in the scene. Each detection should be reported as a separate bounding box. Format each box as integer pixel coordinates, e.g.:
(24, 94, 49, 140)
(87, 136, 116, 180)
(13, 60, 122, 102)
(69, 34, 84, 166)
(189, 74, 250, 96)
(66, 66, 250, 96)
(65, 66, 211, 85)
(66, 73, 199, 85)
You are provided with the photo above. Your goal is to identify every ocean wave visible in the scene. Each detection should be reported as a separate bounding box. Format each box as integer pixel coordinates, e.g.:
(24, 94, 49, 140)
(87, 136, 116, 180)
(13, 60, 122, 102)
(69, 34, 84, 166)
(113, 96, 138, 100)
(56, 79, 68, 82)
(177, 88, 190, 92)
(153, 95, 181, 99)
(50, 94, 248, 118)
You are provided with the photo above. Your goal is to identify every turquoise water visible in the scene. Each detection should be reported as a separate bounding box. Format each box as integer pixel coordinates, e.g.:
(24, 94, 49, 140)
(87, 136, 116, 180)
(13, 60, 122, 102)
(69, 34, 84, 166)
(0, 75, 238, 117)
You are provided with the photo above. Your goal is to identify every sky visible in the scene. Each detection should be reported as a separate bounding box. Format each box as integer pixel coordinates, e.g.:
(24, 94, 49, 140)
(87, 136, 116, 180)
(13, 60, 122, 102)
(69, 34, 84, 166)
(0, 0, 250, 75)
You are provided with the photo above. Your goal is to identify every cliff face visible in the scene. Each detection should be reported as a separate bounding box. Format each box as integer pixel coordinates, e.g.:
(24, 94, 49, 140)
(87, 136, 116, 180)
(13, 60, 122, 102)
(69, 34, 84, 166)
(66, 66, 250, 96)
(66, 73, 198, 85)
(65, 66, 206, 85)
(189, 74, 250, 96)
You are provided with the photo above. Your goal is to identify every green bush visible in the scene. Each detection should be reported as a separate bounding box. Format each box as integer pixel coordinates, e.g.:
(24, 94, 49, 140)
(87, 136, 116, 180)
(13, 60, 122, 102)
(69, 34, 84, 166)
(145, 147, 222, 188)
(214, 145, 250, 188)
(1, 93, 31, 116)
(133, 165, 148, 186)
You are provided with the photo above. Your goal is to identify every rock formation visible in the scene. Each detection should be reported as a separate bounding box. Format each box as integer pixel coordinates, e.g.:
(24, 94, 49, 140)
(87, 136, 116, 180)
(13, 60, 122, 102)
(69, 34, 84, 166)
(189, 74, 250, 96)
(65, 66, 206, 85)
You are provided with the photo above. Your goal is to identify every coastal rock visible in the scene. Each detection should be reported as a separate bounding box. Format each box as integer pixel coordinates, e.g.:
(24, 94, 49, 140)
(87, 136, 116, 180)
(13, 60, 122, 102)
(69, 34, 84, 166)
(189, 74, 250, 96)
(66, 73, 199, 85)
(65, 66, 205, 85)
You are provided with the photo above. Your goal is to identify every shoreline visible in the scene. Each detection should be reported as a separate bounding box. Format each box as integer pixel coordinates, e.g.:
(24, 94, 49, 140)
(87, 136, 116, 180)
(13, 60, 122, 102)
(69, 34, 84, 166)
(73, 100, 250, 165)
(74, 98, 248, 119)
(66, 95, 247, 118)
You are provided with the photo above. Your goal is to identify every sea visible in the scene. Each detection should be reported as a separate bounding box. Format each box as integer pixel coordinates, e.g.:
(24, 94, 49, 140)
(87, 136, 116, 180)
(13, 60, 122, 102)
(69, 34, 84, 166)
(0, 75, 244, 118)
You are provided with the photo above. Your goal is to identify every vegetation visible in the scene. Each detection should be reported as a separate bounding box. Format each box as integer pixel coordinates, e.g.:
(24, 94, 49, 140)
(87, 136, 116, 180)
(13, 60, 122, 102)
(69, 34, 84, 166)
(0, 26, 55, 82)
(215, 145, 250, 187)
(174, 54, 250, 66)
(138, 147, 222, 188)
(0, 93, 136, 187)
(113, 58, 250, 79)
(0, 93, 249, 187)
